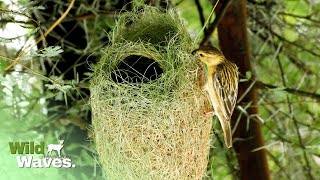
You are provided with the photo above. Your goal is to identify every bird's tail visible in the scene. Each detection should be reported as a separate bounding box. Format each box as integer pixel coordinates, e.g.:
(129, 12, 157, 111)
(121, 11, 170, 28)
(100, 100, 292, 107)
(219, 118, 233, 148)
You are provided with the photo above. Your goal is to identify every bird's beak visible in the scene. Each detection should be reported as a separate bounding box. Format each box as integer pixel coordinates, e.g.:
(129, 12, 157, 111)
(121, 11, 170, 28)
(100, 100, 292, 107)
(191, 49, 198, 55)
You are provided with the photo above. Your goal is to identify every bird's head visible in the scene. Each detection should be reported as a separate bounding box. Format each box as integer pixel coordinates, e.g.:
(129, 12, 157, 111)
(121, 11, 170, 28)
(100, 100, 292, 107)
(192, 46, 225, 66)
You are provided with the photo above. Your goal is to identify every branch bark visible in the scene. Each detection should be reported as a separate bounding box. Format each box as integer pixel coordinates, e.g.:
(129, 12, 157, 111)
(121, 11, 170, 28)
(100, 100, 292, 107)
(255, 81, 320, 102)
(215, 0, 270, 179)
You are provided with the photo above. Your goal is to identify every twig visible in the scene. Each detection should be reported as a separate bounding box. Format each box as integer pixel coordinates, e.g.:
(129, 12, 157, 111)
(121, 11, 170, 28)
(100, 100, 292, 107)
(263, 102, 320, 132)
(275, 46, 314, 179)
(250, 14, 320, 57)
(254, 81, 320, 102)
(0, 8, 39, 25)
(255, 116, 293, 144)
(306, 110, 316, 122)
(200, 0, 234, 46)
(247, 0, 270, 6)
(266, 150, 291, 180)
(175, 0, 185, 6)
(5, 0, 76, 71)
(286, 54, 314, 76)
(0, 11, 117, 26)
(0, 19, 35, 25)
(194, 0, 205, 26)
(249, 28, 315, 76)
(0, 55, 62, 85)
(193, 0, 219, 46)
(278, 12, 320, 24)
(208, 130, 238, 179)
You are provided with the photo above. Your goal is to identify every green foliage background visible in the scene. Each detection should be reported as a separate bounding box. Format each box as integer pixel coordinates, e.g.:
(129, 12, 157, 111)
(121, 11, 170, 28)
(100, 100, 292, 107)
(0, 0, 320, 179)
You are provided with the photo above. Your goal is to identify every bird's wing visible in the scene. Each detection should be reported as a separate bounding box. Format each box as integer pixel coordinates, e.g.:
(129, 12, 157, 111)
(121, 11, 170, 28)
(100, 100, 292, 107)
(212, 62, 239, 119)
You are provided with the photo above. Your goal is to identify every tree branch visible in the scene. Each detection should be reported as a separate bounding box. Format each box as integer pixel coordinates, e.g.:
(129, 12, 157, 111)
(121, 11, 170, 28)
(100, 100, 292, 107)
(254, 81, 320, 102)
(275, 47, 314, 179)
(200, 0, 234, 46)
(249, 14, 320, 57)
(216, 0, 270, 179)
(278, 12, 320, 24)
(194, 0, 205, 26)
(249, 28, 316, 76)
(266, 151, 291, 180)
(207, 130, 238, 179)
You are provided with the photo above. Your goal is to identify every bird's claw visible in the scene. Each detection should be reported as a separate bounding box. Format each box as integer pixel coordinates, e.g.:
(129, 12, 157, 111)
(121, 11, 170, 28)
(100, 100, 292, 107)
(205, 110, 215, 117)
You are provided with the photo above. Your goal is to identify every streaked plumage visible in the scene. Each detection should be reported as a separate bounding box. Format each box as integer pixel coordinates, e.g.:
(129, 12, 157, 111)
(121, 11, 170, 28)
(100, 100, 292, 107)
(192, 46, 239, 148)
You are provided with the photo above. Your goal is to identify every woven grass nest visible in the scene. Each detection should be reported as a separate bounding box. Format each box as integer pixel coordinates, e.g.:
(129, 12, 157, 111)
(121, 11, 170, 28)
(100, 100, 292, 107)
(90, 6, 212, 179)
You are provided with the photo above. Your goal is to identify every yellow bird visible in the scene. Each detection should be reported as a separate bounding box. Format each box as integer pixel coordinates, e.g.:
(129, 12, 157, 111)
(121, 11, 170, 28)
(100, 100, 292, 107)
(192, 46, 239, 148)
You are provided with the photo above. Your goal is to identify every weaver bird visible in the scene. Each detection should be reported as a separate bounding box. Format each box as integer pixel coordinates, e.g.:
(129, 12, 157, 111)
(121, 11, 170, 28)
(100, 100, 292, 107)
(192, 46, 239, 148)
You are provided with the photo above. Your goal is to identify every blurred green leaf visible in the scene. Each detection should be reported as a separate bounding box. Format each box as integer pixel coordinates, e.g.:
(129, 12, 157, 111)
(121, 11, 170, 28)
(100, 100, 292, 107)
(33, 46, 63, 58)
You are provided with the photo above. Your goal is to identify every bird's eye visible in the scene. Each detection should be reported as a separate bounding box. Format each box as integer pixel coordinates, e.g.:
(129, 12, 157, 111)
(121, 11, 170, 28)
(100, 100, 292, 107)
(199, 53, 204, 57)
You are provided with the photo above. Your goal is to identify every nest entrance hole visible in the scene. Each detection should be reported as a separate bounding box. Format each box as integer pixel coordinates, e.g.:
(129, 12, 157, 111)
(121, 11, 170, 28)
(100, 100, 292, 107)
(111, 55, 163, 83)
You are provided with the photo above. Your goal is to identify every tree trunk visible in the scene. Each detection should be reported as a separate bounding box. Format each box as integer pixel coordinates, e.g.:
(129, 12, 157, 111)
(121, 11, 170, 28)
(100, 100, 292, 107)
(216, 0, 270, 179)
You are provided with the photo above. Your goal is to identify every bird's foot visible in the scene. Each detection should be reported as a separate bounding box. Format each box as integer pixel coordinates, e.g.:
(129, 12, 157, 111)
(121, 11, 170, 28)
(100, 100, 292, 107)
(205, 109, 215, 117)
